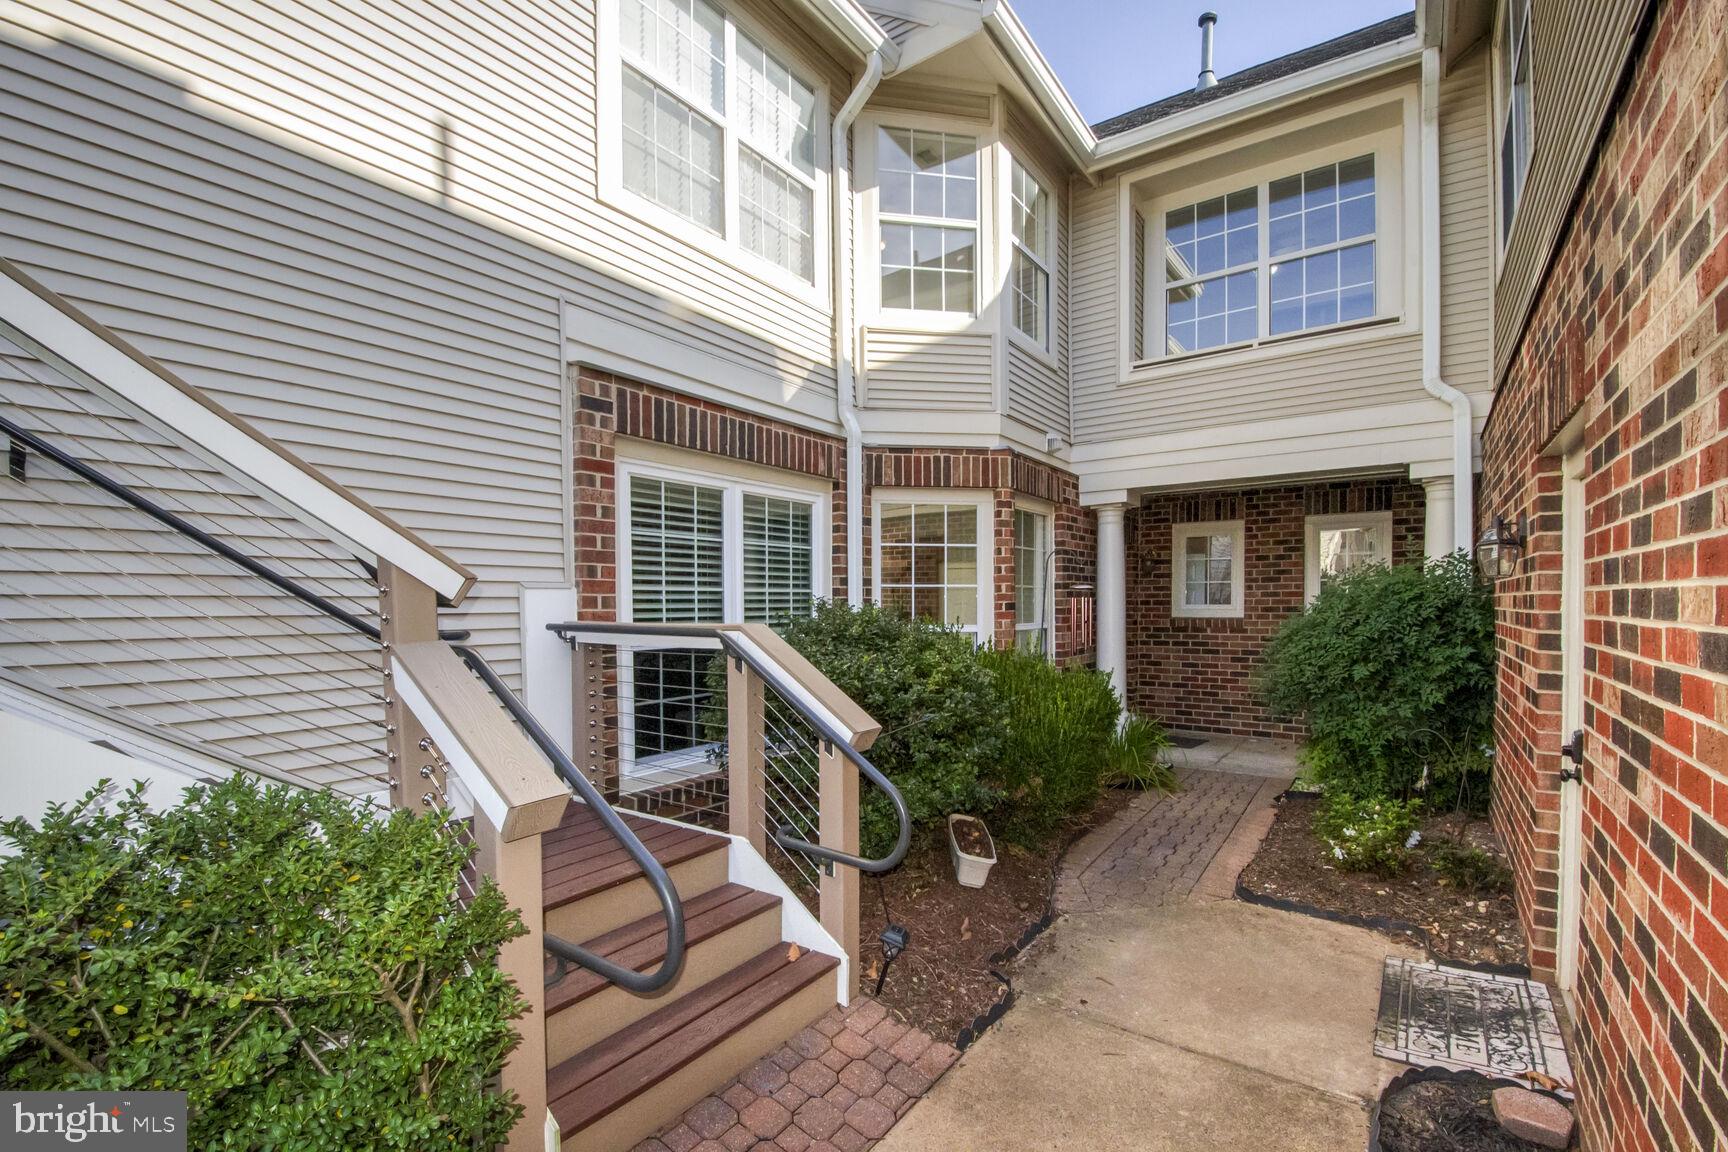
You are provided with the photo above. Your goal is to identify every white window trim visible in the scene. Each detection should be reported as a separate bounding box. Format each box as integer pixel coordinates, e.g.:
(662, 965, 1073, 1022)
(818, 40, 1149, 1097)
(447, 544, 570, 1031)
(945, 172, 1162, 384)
(1303, 511, 1394, 603)
(858, 109, 998, 336)
(1012, 498, 1056, 656)
(615, 445, 830, 776)
(1171, 519, 1246, 619)
(1140, 131, 1402, 367)
(1491, 0, 1535, 262)
(870, 487, 995, 636)
(596, 0, 833, 307)
(1004, 153, 1056, 359)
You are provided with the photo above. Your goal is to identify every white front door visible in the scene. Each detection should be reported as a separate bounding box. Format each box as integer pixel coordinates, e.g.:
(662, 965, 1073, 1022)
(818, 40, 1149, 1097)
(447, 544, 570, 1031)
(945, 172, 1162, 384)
(1556, 445, 1588, 999)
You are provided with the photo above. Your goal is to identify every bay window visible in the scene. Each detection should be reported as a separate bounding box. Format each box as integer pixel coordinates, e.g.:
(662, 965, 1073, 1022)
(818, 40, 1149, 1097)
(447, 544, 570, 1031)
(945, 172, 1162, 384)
(878, 128, 979, 314)
(1013, 507, 1051, 653)
(875, 497, 989, 634)
(1153, 151, 1383, 358)
(1009, 160, 1052, 347)
(614, 0, 821, 283)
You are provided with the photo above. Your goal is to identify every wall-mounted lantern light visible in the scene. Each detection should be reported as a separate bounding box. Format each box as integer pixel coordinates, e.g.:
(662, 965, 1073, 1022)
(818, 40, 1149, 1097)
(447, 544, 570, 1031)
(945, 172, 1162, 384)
(1474, 513, 1528, 580)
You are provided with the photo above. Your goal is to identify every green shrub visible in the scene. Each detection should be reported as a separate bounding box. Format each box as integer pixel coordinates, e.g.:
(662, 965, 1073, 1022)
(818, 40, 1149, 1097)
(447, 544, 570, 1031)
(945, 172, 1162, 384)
(1260, 551, 1496, 800)
(1430, 839, 1513, 894)
(1314, 793, 1422, 876)
(780, 602, 1005, 854)
(1107, 715, 1176, 792)
(979, 646, 1123, 845)
(0, 777, 526, 1149)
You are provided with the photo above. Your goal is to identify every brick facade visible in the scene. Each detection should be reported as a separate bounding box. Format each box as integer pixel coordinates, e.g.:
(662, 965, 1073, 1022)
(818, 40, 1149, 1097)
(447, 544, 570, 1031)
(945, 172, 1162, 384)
(1477, 1, 1728, 1149)
(1124, 478, 1426, 738)
(571, 367, 1092, 660)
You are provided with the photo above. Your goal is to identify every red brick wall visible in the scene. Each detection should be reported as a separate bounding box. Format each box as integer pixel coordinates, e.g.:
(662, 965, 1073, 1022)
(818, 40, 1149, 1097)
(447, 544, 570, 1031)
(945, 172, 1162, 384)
(1124, 478, 1425, 738)
(572, 368, 1091, 659)
(1478, 1, 1728, 1148)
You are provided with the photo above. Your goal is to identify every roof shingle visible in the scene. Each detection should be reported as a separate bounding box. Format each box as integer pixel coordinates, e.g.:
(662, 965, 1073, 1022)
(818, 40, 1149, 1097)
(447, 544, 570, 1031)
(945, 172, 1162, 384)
(1090, 12, 1417, 139)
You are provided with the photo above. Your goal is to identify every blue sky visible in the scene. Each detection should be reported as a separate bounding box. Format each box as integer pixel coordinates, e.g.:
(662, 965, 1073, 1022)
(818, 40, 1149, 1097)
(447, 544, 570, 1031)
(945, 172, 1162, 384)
(1010, 0, 1415, 125)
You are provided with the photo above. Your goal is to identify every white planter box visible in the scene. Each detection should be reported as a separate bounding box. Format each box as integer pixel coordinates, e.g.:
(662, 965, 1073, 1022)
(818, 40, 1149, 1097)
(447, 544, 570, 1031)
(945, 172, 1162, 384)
(948, 814, 996, 889)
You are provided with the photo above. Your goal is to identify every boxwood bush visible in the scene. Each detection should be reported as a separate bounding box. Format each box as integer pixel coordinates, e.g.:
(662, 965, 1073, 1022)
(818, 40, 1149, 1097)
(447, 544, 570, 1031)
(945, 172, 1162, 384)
(1259, 551, 1496, 800)
(0, 777, 526, 1149)
(780, 602, 1005, 855)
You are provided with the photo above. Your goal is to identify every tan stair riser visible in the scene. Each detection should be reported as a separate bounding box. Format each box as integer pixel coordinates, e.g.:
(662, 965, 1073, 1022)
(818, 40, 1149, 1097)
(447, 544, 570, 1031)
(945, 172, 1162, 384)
(546, 850, 728, 942)
(561, 976, 836, 1152)
(545, 905, 784, 1067)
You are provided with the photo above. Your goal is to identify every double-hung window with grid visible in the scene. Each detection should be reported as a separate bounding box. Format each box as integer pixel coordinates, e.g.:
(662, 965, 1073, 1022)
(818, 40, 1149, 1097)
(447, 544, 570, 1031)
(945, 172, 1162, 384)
(617, 0, 820, 281)
(877, 128, 979, 315)
(1009, 160, 1051, 347)
(1160, 153, 1378, 356)
(1496, 0, 1533, 245)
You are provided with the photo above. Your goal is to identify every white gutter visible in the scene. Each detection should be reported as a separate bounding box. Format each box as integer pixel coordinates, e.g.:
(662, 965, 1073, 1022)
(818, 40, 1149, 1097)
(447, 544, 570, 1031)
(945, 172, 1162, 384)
(1420, 44, 1473, 551)
(834, 52, 886, 606)
(979, 0, 1095, 169)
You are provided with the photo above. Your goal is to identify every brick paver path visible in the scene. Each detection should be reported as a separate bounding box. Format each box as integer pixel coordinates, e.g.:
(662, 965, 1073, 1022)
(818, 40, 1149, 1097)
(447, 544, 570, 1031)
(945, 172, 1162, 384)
(633, 997, 959, 1152)
(1056, 768, 1286, 914)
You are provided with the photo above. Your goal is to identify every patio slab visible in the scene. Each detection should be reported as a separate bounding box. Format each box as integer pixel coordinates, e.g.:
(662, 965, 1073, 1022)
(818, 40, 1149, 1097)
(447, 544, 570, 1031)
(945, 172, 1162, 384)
(877, 738, 1413, 1151)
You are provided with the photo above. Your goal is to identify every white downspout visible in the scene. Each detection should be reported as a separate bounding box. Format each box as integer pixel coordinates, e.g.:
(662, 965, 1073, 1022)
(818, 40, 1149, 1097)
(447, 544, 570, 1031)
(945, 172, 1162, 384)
(1421, 44, 1474, 553)
(834, 52, 885, 605)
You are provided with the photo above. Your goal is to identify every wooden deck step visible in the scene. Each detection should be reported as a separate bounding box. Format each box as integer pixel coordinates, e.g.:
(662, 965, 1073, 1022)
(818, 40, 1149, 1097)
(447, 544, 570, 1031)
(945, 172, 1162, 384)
(545, 883, 781, 1014)
(541, 802, 729, 912)
(549, 946, 841, 1150)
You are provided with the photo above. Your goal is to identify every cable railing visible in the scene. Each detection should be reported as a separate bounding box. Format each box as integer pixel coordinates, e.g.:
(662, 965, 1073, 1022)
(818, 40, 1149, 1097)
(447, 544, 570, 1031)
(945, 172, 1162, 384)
(547, 620, 913, 878)
(0, 380, 689, 994)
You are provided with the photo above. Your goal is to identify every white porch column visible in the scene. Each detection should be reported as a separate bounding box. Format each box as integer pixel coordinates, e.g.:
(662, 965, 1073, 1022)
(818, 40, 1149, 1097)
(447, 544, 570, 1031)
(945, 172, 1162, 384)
(1422, 476, 1456, 559)
(1095, 503, 1129, 704)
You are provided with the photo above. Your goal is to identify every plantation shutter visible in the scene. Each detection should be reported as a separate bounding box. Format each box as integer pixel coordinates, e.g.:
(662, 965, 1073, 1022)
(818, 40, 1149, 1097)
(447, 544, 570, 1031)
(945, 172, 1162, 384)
(743, 493, 814, 626)
(630, 476, 724, 622)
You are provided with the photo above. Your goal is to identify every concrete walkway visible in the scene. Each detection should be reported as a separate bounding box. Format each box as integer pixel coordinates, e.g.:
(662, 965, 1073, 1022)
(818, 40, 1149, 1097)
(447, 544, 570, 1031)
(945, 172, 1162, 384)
(877, 736, 1416, 1152)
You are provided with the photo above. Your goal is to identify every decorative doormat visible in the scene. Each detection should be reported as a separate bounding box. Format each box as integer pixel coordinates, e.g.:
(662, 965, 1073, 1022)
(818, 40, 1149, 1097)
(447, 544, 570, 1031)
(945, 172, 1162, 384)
(1167, 733, 1209, 749)
(1374, 958, 1573, 1096)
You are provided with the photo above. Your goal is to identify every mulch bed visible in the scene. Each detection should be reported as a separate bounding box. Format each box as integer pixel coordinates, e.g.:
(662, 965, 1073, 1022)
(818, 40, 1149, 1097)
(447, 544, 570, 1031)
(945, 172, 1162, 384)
(1377, 1077, 1559, 1152)
(858, 790, 1137, 1041)
(1240, 795, 1527, 969)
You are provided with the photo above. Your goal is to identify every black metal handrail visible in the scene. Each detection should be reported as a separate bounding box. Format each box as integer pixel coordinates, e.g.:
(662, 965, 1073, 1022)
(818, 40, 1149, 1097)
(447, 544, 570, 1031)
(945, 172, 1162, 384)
(3, 412, 685, 992)
(547, 620, 913, 875)
(452, 646, 686, 993)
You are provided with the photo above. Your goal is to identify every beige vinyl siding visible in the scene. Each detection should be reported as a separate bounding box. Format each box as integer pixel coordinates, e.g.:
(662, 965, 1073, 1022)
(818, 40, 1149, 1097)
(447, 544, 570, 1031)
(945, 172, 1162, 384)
(1003, 107, 1071, 439)
(1493, 0, 1645, 373)
(1440, 46, 1495, 397)
(1094, 333, 1425, 436)
(861, 330, 995, 409)
(0, 346, 389, 793)
(0, 0, 856, 686)
(1067, 178, 1122, 444)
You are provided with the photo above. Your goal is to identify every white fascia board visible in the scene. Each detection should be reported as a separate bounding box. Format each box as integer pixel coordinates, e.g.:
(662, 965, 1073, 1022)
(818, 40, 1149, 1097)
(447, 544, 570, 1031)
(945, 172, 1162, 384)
(1089, 36, 1423, 168)
(0, 263, 475, 604)
(979, 0, 1095, 168)
(793, 0, 900, 67)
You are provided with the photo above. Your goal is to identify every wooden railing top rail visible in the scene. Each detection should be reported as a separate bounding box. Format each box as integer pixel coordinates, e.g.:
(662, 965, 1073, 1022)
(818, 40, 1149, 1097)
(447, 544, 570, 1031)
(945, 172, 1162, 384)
(0, 257, 476, 604)
(718, 623, 881, 753)
(390, 639, 568, 841)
